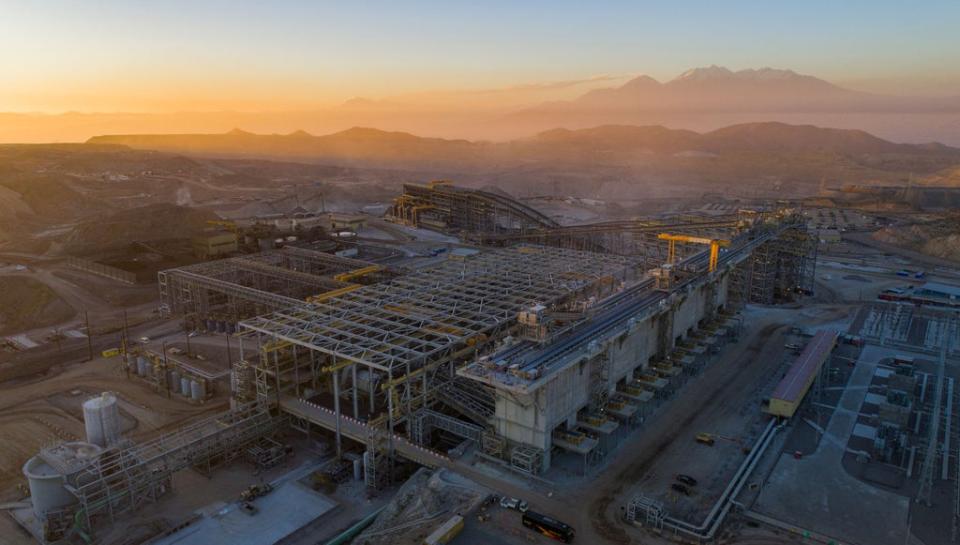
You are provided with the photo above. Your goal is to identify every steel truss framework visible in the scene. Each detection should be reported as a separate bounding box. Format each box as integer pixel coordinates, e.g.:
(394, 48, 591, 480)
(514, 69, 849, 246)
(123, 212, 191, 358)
(158, 247, 380, 322)
(43, 403, 282, 540)
(468, 215, 745, 258)
(728, 223, 817, 306)
(238, 246, 638, 468)
(387, 182, 559, 233)
(242, 246, 635, 373)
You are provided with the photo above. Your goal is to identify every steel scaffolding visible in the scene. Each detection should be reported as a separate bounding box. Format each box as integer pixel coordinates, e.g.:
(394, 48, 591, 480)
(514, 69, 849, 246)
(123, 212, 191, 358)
(47, 403, 282, 540)
(158, 247, 384, 322)
(239, 245, 638, 468)
(387, 181, 559, 233)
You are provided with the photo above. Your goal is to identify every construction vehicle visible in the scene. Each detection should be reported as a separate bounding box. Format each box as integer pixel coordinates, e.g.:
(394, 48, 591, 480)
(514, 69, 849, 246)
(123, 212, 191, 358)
(671, 483, 691, 496)
(240, 483, 273, 502)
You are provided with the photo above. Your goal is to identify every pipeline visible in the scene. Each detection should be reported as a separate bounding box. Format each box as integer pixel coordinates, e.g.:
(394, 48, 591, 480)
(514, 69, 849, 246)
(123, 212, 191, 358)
(324, 506, 386, 545)
(630, 417, 786, 542)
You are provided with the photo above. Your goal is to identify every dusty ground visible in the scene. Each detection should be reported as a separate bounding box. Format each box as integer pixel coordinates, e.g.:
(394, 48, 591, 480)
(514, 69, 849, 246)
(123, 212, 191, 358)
(872, 216, 960, 264)
(0, 275, 74, 336)
(0, 353, 228, 497)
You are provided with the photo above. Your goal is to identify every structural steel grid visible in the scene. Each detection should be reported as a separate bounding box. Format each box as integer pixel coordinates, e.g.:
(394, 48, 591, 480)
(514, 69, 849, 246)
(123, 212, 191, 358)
(238, 246, 639, 456)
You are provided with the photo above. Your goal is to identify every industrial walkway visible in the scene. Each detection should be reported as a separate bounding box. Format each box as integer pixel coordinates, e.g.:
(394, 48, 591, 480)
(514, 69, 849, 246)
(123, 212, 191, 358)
(279, 396, 452, 469)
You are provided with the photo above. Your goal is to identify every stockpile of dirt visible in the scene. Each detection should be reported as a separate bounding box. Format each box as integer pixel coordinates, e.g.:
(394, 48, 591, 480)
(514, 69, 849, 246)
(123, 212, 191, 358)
(356, 468, 488, 545)
(873, 217, 960, 263)
(0, 276, 75, 334)
(58, 203, 219, 255)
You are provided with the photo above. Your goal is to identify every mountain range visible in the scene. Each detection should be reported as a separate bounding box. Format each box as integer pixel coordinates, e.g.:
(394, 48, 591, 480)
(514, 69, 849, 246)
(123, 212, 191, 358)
(87, 122, 960, 199)
(88, 121, 960, 165)
(520, 66, 959, 115)
(6, 66, 960, 145)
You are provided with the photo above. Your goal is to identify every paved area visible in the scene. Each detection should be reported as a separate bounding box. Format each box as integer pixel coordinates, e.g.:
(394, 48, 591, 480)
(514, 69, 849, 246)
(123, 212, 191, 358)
(150, 480, 337, 545)
(755, 345, 910, 545)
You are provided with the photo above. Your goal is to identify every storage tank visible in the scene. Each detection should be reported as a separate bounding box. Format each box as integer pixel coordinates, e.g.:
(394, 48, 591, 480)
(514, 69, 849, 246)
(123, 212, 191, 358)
(190, 379, 204, 400)
(180, 377, 191, 396)
(169, 370, 181, 391)
(23, 442, 102, 517)
(136, 356, 148, 377)
(83, 393, 120, 447)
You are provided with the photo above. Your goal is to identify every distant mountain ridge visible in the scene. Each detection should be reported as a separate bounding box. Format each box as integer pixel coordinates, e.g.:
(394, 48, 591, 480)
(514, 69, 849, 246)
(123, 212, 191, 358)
(89, 121, 960, 165)
(524, 65, 959, 115)
(79, 121, 960, 197)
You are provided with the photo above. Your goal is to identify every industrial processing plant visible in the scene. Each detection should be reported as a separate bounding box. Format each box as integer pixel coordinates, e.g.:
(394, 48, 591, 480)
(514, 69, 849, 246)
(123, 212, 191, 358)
(3, 181, 959, 545)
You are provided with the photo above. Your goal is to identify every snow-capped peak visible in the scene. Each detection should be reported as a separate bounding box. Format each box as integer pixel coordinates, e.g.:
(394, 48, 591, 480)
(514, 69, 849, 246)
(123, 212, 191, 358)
(673, 65, 734, 82)
(671, 66, 804, 83)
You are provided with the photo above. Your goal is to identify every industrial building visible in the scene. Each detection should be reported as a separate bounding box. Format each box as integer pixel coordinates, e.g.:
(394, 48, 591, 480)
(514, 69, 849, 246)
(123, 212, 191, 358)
(767, 330, 839, 418)
(191, 228, 239, 259)
(18, 183, 818, 542)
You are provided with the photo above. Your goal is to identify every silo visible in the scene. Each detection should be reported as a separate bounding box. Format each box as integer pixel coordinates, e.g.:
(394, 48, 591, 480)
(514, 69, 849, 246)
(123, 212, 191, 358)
(23, 442, 102, 517)
(83, 393, 120, 447)
(136, 356, 148, 377)
(180, 377, 191, 396)
(190, 379, 204, 400)
(169, 369, 181, 391)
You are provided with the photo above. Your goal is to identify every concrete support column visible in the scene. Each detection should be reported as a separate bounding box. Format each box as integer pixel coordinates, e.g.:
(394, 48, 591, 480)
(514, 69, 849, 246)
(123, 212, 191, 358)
(352, 364, 359, 419)
(369, 370, 375, 414)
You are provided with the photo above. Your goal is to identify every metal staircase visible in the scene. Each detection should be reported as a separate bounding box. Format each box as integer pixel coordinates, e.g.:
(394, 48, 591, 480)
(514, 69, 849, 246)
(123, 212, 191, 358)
(411, 409, 485, 446)
(435, 375, 495, 425)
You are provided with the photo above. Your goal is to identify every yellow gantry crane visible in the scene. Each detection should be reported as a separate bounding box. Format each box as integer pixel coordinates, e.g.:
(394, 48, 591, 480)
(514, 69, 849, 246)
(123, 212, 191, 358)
(657, 233, 731, 273)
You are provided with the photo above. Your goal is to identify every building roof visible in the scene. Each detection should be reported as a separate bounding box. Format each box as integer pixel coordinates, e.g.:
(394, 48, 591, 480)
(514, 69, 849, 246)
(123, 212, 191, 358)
(917, 282, 960, 298)
(771, 329, 838, 404)
(329, 212, 367, 222)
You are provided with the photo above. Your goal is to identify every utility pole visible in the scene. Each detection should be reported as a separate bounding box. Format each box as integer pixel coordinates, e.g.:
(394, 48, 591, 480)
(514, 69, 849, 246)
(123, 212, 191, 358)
(121, 310, 129, 354)
(162, 341, 171, 398)
(84, 311, 94, 361)
(184, 318, 192, 356)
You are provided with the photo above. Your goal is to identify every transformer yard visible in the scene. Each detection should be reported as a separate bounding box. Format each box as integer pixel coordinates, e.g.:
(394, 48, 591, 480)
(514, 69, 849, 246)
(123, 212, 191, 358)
(1, 182, 958, 545)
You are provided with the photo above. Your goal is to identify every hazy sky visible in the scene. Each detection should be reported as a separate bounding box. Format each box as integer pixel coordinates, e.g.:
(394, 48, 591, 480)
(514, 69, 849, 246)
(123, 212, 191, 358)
(1, 0, 958, 112)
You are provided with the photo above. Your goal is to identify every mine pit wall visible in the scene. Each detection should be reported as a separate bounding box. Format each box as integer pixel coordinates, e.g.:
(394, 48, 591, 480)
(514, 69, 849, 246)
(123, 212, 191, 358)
(493, 270, 732, 473)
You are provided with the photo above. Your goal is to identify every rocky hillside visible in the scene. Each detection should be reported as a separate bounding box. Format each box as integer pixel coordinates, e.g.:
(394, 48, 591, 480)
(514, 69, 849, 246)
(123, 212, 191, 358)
(873, 217, 960, 263)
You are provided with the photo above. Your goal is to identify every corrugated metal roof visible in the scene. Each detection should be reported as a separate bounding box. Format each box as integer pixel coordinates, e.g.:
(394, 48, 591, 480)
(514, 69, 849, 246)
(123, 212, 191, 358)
(917, 282, 960, 298)
(771, 330, 838, 404)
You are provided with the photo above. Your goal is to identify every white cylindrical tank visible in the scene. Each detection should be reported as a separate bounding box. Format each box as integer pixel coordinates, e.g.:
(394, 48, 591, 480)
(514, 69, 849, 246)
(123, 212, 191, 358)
(23, 457, 76, 517)
(83, 393, 120, 447)
(180, 377, 191, 396)
(169, 370, 181, 391)
(136, 356, 148, 377)
(23, 442, 102, 517)
(190, 380, 206, 400)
